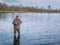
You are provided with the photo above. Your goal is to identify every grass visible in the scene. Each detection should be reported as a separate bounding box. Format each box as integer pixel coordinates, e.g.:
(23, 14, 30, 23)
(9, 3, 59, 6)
(0, 10, 60, 13)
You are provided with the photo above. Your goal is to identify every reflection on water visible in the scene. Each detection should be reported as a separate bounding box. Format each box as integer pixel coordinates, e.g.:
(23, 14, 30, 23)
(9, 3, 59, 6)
(0, 13, 7, 20)
(0, 13, 60, 45)
(14, 35, 20, 45)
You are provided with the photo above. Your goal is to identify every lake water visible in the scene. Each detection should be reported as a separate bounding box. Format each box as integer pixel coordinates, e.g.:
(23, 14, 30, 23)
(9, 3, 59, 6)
(0, 13, 60, 45)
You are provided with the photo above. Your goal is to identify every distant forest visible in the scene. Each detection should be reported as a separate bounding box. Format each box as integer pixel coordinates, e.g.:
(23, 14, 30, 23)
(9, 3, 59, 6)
(0, 3, 60, 13)
(0, 3, 40, 11)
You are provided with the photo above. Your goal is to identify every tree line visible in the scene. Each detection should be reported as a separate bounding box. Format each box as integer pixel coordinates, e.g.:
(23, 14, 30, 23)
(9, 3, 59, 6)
(0, 3, 60, 13)
(0, 3, 39, 12)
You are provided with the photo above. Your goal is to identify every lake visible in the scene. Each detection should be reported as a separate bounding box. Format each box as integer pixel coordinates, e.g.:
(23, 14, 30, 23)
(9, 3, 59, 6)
(0, 13, 60, 45)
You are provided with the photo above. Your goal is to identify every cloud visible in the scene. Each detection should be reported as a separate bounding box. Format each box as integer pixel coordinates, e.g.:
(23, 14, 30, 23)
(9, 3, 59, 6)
(1, 0, 60, 6)
(19, 0, 60, 9)
(17, 0, 60, 6)
(0, 0, 3, 2)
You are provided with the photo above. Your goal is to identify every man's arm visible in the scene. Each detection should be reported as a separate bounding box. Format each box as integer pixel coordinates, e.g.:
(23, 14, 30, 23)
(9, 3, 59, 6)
(19, 19, 22, 24)
(12, 19, 15, 25)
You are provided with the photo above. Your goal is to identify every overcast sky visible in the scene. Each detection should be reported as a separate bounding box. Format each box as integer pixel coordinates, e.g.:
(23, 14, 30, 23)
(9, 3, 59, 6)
(0, 0, 60, 9)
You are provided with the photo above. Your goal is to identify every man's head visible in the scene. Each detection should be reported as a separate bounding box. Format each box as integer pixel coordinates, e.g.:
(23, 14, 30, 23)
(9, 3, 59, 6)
(16, 16, 19, 19)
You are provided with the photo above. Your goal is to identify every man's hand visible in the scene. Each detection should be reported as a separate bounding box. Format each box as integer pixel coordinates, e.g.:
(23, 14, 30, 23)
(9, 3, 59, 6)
(15, 22, 17, 25)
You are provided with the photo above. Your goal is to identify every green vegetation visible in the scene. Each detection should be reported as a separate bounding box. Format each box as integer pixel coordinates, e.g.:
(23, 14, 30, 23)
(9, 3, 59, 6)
(0, 3, 60, 13)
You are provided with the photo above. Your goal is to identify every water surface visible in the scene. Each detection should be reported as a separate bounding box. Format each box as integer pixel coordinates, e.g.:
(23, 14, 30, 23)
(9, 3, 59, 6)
(0, 13, 60, 45)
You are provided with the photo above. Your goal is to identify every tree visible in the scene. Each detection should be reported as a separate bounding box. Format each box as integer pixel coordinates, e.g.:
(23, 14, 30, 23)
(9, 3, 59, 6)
(48, 5, 51, 9)
(20, 4, 22, 7)
(41, 7, 43, 10)
(0, 3, 3, 10)
(2, 3, 8, 11)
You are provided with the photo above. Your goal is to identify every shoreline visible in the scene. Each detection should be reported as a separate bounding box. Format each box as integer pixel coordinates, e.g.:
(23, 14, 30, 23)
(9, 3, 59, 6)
(0, 10, 60, 13)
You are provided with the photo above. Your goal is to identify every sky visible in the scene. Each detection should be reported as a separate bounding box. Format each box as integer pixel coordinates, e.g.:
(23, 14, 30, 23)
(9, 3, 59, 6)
(0, 0, 60, 9)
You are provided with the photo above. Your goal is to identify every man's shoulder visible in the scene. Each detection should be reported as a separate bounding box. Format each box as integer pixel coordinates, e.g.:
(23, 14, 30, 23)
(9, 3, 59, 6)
(13, 19, 16, 21)
(14, 18, 17, 20)
(13, 18, 21, 21)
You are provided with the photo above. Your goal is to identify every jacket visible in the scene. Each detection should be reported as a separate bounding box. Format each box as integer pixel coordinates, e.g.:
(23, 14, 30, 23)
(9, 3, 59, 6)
(13, 18, 22, 29)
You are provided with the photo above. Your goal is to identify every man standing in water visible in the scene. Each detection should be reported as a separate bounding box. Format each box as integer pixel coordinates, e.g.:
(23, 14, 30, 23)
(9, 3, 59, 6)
(13, 16, 22, 36)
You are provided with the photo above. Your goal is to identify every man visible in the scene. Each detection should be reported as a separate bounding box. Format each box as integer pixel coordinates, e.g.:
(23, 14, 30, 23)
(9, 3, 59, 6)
(13, 16, 22, 36)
